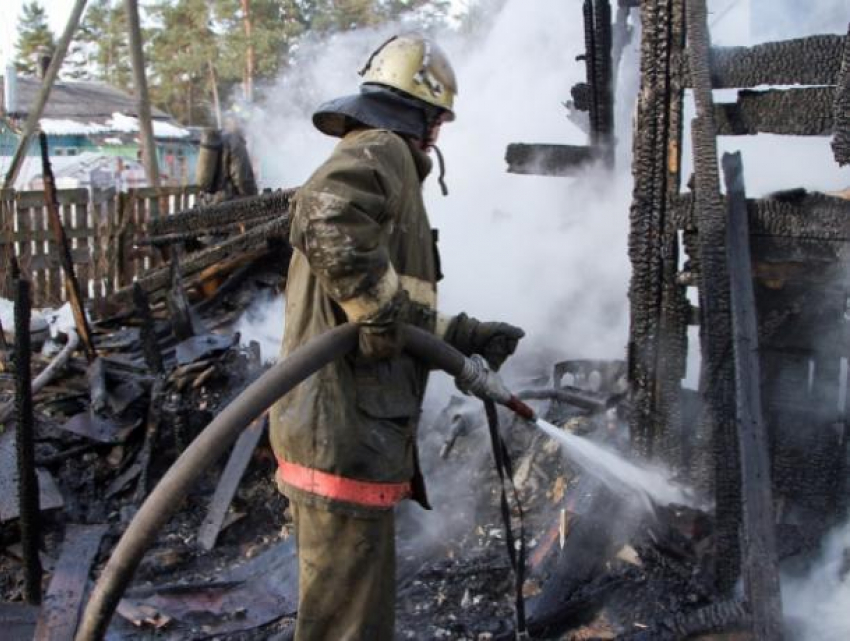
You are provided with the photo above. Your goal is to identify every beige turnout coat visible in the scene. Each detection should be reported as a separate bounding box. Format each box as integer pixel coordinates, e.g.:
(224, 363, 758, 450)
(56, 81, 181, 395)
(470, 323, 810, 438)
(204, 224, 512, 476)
(270, 128, 442, 515)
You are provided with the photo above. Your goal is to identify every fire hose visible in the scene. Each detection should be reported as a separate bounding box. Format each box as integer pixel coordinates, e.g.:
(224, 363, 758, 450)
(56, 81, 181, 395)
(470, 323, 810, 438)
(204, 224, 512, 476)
(75, 323, 537, 641)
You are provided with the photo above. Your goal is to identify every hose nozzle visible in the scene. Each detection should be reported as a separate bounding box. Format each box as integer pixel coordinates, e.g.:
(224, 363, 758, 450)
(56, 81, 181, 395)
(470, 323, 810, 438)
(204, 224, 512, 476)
(455, 354, 537, 421)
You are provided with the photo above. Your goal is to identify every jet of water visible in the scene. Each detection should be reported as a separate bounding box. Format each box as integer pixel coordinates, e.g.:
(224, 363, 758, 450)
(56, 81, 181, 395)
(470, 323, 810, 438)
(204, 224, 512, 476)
(534, 417, 692, 509)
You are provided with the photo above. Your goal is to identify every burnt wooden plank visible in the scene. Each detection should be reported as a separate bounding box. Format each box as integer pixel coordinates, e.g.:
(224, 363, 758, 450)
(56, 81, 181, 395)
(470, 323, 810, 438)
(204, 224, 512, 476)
(701, 34, 845, 89)
(0, 602, 39, 640)
(723, 152, 784, 640)
(33, 523, 108, 641)
(833, 24, 850, 165)
(505, 143, 596, 176)
(0, 428, 65, 523)
(197, 415, 267, 551)
(714, 87, 835, 136)
(670, 191, 850, 241)
(688, 0, 741, 593)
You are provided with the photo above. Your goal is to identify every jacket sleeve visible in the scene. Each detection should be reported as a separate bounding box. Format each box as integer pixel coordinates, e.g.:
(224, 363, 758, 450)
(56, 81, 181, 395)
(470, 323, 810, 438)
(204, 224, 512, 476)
(289, 134, 405, 322)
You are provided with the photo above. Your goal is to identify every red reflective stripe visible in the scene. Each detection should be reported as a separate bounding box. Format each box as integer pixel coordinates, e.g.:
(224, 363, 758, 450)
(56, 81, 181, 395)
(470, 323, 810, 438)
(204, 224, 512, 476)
(277, 459, 411, 508)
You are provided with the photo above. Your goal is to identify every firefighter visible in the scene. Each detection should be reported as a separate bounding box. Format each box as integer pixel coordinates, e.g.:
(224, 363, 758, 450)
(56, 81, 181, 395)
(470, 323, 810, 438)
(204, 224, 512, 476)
(270, 34, 525, 640)
(195, 111, 258, 204)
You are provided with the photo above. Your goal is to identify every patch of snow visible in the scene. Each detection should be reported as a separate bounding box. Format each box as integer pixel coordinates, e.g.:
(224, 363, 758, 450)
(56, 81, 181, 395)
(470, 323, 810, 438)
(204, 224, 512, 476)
(39, 118, 110, 136)
(106, 112, 190, 139)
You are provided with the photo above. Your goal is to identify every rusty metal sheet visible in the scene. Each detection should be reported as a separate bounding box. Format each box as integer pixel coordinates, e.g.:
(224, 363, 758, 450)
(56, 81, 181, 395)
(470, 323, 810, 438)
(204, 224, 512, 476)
(33, 524, 108, 641)
(117, 538, 297, 637)
(0, 428, 65, 523)
(175, 333, 237, 366)
(58, 411, 138, 444)
(197, 416, 267, 551)
(0, 602, 39, 640)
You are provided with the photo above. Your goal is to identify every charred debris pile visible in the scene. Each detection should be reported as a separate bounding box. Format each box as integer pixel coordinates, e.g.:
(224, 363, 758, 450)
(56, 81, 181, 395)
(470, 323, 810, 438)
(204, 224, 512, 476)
(1, 1, 850, 639)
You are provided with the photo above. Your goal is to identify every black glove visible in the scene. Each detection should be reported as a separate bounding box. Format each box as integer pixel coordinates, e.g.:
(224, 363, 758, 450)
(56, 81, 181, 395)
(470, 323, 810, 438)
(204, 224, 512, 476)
(444, 313, 525, 371)
(358, 290, 409, 361)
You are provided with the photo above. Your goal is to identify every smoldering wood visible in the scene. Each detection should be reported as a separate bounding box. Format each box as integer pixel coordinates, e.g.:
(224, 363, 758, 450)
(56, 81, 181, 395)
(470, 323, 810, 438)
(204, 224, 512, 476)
(114, 215, 290, 304)
(32, 524, 108, 641)
(87, 357, 108, 414)
(197, 415, 266, 551)
(166, 252, 197, 341)
(670, 190, 850, 241)
(714, 87, 835, 136)
(832, 25, 850, 165)
(690, 34, 846, 89)
(505, 143, 597, 176)
(133, 377, 165, 503)
(687, 0, 741, 594)
(723, 152, 784, 640)
(132, 284, 164, 375)
(14, 277, 43, 605)
(625, 0, 688, 462)
(146, 189, 295, 239)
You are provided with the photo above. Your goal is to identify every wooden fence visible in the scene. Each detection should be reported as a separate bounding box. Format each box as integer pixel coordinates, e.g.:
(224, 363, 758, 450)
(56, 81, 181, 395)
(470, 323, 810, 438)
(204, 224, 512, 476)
(0, 186, 198, 310)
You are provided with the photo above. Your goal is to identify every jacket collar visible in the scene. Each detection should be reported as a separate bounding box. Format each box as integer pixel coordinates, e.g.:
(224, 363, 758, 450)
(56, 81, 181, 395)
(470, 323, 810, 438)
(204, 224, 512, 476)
(404, 138, 433, 181)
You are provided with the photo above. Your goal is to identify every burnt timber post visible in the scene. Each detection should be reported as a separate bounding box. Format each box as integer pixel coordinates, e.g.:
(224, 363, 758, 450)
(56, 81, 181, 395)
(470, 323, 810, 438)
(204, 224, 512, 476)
(626, 0, 688, 462)
(39, 134, 97, 362)
(723, 151, 784, 640)
(14, 275, 42, 605)
(686, 0, 741, 594)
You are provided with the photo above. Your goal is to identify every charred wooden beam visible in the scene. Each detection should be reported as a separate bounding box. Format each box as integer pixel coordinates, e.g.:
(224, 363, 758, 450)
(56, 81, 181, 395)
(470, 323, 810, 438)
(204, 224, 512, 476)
(670, 190, 850, 241)
(696, 34, 846, 89)
(14, 277, 42, 605)
(40, 133, 96, 362)
(626, 0, 687, 461)
(723, 152, 784, 640)
(114, 215, 290, 304)
(687, 0, 741, 594)
(166, 251, 197, 341)
(833, 25, 850, 165)
(132, 284, 163, 375)
(147, 189, 294, 239)
(197, 415, 266, 551)
(505, 143, 596, 176)
(32, 524, 108, 641)
(714, 87, 835, 136)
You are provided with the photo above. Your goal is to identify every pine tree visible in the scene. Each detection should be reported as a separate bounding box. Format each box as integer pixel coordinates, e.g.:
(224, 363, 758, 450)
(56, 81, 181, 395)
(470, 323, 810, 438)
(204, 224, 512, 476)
(74, 0, 133, 89)
(14, 1, 56, 76)
(148, 0, 221, 125)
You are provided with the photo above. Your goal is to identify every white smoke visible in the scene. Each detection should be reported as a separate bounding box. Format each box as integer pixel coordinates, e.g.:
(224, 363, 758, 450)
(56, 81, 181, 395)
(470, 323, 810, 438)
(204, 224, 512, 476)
(783, 520, 850, 641)
(243, 0, 635, 375)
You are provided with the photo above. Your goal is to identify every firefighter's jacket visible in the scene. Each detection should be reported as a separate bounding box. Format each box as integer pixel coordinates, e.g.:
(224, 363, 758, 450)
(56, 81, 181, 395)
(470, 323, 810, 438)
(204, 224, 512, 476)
(270, 128, 441, 516)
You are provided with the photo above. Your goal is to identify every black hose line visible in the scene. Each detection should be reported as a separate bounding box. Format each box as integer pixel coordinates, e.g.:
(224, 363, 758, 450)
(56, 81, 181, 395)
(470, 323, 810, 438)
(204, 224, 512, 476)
(75, 323, 470, 641)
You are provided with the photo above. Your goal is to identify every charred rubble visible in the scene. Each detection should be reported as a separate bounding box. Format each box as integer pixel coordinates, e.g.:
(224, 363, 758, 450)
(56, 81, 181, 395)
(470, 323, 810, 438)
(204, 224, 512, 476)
(1, 1, 850, 640)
